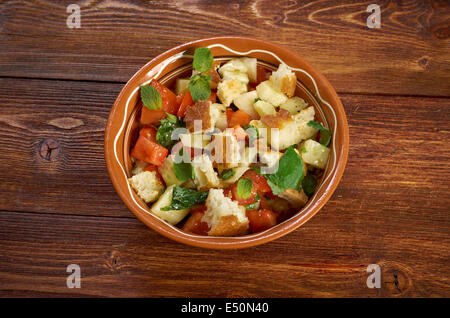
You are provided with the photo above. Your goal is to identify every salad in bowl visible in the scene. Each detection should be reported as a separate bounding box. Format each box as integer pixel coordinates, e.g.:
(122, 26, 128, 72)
(126, 47, 332, 237)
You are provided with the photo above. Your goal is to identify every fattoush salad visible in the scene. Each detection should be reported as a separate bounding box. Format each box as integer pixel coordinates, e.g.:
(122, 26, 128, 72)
(128, 48, 332, 237)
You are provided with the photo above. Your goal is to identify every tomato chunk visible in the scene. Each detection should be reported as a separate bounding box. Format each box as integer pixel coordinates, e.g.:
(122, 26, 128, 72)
(139, 126, 157, 143)
(207, 91, 217, 103)
(246, 208, 277, 233)
(140, 79, 178, 125)
(231, 177, 258, 206)
(131, 135, 168, 166)
(141, 108, 165, 125)
(177, 90, 195, 117)
(227, 109, 251, 128)
(182, 205, 209, 235)
(241, 169, 271, 194)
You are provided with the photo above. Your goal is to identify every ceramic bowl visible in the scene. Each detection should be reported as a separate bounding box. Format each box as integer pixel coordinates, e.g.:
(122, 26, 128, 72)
(104, 36, 349, 249)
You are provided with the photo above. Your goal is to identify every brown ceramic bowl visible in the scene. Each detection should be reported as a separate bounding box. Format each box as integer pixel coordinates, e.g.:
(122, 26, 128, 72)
(104, 36, 349, 249)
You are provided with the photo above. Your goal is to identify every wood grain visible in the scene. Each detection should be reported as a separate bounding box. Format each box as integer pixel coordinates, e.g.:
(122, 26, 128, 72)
(0, 78, 128, 217)
(0, 0, 449, 298)
(0, 77, 448, 297)
(0, 0, 449, 96)
(0, 210, 448, 297)
(0, 77, 448, 220)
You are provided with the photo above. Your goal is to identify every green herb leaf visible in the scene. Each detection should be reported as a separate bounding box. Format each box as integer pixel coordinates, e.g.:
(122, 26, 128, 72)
(264, 146, 305, 195)
(188, 74, 211, 102)
(307, 121, 332, 147)
(193, 47, 213, 73)
(237, 178, 253, 199)
(173, 161, 195, 182)
(140, 85, 162, 110)
(161, 186, 208, 211)
(165, 112, 177, 123)
(254, 98, 261, 103)
(302, 174, 317, 197)
(220, 169, 235, 181)
(156, 114, 185, 150)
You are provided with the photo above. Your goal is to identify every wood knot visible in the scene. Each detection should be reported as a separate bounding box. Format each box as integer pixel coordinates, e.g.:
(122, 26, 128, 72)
(418, 57, 430, 69)
(379, 261, 413, 296)
(39, 139, 60, 161)
(433, 25, 449, 39)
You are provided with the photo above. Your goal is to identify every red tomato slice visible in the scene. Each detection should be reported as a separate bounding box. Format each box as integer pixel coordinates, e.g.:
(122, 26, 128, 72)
(246, 208, 277, 233)
(140, 80, 178, 124)
(177, 90, 195, 117)
(241, 169, 271, 194)
(231, 178, 258, 205)
(141, 108, 165, 125)
(182, 207, 210, 236)
(207, 91, 217, 103)
(139, 126, 157, 143)
(131, 135, 168, 166)
(227, 109, 251, 128)
(176, 93, 184, 107)
(150, 79, 178, 115)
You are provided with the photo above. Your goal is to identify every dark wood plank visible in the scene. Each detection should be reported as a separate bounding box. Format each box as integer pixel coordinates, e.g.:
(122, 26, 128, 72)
(0, 210, 448, 297)
(0, 78, 129, 217)
(0, 0, 449, 96)
(0, 77, 449, 223)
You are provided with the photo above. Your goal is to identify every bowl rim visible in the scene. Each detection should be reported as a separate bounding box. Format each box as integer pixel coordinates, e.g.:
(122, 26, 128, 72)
(104, 36, 349, 249)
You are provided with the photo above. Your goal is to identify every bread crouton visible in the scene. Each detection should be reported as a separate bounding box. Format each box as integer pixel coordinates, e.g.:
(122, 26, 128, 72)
(293, 106, 318, 141)
(217, 79, 247, 106)
(128, 171, 165, 203)
(256, 80, 288, 106)
(269, 63, 297, 97)
(233, 90, 259, 119)
(202, 189, 249, 236)
(191, 154, 221, 190)
(184, 100, 221, 133)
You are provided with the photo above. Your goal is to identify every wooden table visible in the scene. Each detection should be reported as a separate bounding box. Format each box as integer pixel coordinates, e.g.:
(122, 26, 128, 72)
(0, 0, 448, 298)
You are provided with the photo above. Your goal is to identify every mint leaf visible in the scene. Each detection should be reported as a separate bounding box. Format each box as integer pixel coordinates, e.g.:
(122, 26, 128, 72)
(165, 112, 177, 123)
(264, 146, 305, 195)
(161, 186, 208, 211)
(237, 178, 253, 199)
(302, 174, 317, 197)
(220, 169, 235, 181)
(189, 74, 211, 102)
(307, 121, 332, 147)
(254, 98, 261, 103)
(156, 114, 185, 150)
(173, 161, 195, 182)
(193, 47, 213, 72)
(140, 85, 162, 110)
